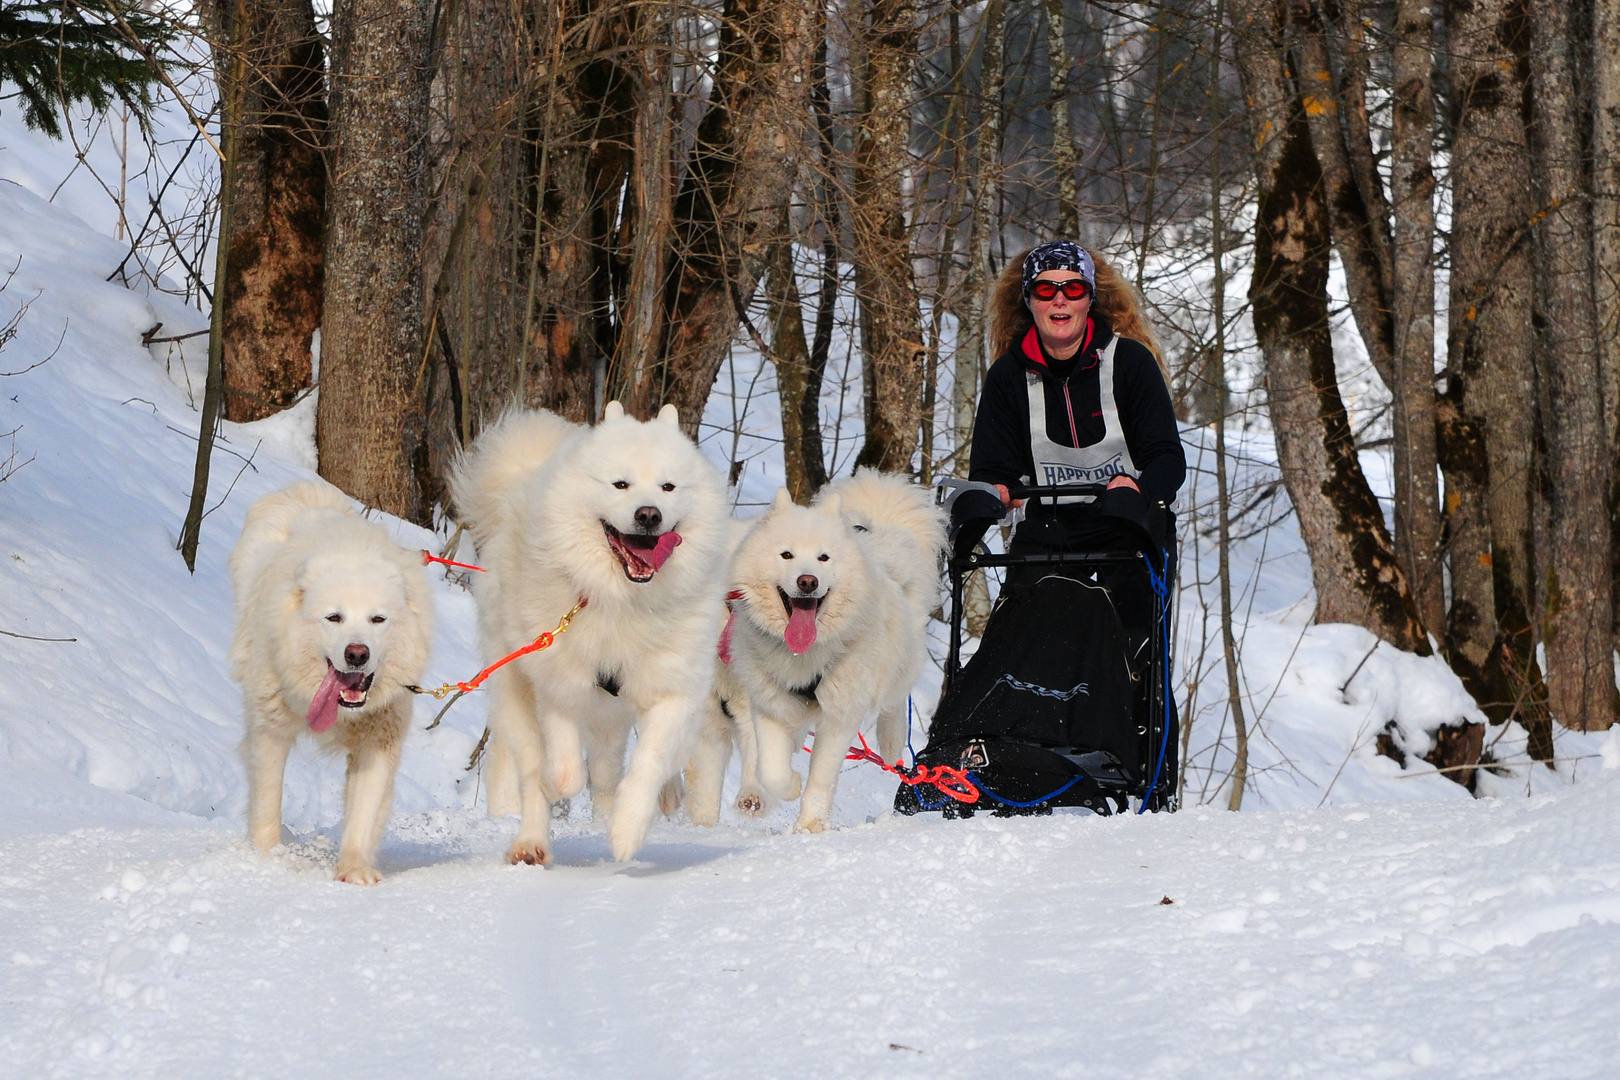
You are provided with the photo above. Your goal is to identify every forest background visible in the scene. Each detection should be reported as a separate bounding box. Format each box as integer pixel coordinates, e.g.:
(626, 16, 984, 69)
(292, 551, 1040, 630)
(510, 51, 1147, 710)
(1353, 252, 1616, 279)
(5, 0, 1619, 799)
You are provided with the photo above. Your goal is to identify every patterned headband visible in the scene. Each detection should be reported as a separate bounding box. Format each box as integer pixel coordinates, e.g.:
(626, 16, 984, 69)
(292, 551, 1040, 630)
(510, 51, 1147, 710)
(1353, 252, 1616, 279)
(1021, 241, 1095, 297)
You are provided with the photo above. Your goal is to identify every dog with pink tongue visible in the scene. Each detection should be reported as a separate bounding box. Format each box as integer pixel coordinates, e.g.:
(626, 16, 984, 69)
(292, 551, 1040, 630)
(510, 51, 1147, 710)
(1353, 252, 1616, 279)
(727, 471, 945, 832)
(228, 482, 434, 885)
(450, 401, 729, 864)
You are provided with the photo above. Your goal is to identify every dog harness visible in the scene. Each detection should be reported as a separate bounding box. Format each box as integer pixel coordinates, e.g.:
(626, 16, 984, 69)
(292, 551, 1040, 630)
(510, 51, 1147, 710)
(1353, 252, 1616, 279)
(1024, 335, 1136, 502)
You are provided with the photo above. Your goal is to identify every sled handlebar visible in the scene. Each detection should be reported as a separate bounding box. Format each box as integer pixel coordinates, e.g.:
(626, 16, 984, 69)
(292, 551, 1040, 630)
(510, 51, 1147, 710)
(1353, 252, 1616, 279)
(935, 478, 1109, 517)
(1004, 483, 1107, 501)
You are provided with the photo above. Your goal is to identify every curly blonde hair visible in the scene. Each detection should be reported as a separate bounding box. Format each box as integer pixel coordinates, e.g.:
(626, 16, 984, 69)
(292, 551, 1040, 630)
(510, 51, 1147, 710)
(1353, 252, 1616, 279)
(989, 247, 1169, 385)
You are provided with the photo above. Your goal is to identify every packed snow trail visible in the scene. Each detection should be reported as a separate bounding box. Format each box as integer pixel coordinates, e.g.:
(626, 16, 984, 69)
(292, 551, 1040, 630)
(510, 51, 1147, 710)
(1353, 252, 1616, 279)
(4, 781, 1620, 1078)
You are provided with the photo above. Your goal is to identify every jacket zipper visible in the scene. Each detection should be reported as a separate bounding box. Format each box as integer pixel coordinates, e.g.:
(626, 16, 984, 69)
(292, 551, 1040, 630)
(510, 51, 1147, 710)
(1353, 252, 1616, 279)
(1061, 381, 1080, 446)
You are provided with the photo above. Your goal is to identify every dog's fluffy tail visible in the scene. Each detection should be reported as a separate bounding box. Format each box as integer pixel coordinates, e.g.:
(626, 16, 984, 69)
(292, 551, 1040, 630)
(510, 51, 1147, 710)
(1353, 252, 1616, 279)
(447, 408, 580, 555)
(817, 469, 946, 620)
(229, 480, 353, 603)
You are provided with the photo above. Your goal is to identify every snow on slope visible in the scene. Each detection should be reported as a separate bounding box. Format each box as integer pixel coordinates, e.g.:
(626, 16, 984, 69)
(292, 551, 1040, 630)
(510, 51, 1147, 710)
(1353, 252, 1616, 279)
(3, 117, 1620, 1078)
(0, 178, 491, 838)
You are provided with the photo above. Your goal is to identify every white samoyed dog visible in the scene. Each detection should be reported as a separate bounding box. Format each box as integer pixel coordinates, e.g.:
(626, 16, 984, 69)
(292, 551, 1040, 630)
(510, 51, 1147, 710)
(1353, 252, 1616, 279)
(728, 470, 945, 831)
(450, 402, 729, 863)
(229, 481, 434, 885)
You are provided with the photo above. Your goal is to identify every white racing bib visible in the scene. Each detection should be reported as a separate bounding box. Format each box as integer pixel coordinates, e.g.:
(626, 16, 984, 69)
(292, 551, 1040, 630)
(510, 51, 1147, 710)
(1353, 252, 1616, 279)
(1024, 336, 1136, 502)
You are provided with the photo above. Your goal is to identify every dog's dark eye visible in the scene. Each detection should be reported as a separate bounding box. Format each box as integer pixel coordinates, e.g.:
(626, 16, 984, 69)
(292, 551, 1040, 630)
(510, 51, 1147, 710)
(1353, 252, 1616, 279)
(852, 524, 870, 533)
(370, 615, 387, 624)
(661, 482, 676, 492)
(780, 551, 793, 560)
(817, 553, 829, 562)
(325, 613, 342, 623)
(612, 480, 629, 490)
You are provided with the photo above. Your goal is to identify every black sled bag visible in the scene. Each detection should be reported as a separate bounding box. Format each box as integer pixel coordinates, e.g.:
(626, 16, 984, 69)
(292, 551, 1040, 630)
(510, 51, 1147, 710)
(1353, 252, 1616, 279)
(898, 573, 1139, 814)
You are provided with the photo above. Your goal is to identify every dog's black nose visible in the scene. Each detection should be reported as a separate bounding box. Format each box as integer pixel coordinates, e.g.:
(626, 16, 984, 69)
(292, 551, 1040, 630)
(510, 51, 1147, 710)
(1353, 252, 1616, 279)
(345, 644, 370, 669)
(796, 574, 819, 595)
(635, 505, 663, 532)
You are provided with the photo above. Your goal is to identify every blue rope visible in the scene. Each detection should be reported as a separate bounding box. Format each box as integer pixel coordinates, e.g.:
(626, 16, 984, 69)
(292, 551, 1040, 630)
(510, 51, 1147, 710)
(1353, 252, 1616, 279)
(966, 770, 1087, 808)
(1136, 547, 1173, 814)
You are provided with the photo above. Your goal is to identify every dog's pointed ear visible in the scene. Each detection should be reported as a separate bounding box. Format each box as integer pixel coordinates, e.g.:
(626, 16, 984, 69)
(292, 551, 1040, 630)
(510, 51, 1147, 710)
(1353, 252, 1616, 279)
(771, 487, 794, 513)
(602, 400, 625, 422)
(656, 403, 680, 427)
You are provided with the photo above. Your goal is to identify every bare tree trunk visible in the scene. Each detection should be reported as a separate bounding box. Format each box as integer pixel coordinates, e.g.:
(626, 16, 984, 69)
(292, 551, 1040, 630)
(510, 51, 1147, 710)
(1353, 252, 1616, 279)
(952, 0, 993, 466)
(1210, 0, 1248, 810)
(1389, 0, 1444, 633)
(522, 18, 622, 425)
(959, 0, 1003, 638)
(178, 31, 242, 571)
(794, 27, 838, 500)
(1295, 0, 1396, 389)
(1593, 0, 1620, 699)
(317, 0, 435, 521)
(767, 231, 821, 504)
(1527, 0, 1619, 728)
(1308, 0, 1399, 393)
(1230, 0, 1430, 652)
(1136, 4, 1175, 294)
(638, 0, 813, 434)
(208, 0, 326, 423)
(1442, 0, 1553, 756)
(1043, 0, 1078, 237)
(851, 0, 925, 472)
(612, 6, 675, 416)
(422, 0, 530, 494)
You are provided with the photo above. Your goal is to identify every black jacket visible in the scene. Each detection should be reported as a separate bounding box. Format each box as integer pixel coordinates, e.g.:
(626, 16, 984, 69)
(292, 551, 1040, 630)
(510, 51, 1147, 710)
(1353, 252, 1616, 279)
(967, 316, 1186, 508)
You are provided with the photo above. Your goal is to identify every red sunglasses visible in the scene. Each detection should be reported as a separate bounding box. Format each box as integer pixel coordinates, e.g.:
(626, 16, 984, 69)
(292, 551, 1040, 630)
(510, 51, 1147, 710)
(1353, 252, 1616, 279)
(1028, 278, 1091, 302)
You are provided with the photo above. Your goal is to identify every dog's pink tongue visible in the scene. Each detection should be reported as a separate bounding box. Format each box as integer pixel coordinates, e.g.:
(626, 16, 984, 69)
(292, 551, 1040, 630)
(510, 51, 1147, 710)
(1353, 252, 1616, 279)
(784, 605, 818, 655)
(649, 531, 682, 570)
(306, 667, 342, 732)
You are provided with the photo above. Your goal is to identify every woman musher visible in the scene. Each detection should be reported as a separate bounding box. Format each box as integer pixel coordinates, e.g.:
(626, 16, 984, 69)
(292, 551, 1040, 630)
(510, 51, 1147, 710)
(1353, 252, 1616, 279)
(943, 241, 1187, 807)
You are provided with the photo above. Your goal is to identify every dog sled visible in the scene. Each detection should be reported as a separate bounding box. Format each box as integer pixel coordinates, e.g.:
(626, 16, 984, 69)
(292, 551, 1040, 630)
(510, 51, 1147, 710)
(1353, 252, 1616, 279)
(894, 480, 1177, 818)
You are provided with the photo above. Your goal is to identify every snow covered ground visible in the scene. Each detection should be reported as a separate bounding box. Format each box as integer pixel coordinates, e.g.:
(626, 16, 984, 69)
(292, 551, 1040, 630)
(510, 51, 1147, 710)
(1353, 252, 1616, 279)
(7, 781, 1620, 1078)
(3, 110, 1619, 1077)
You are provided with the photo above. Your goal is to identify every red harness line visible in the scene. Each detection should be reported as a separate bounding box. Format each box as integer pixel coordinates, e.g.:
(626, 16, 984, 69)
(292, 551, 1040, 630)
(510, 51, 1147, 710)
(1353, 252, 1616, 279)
(420, 567, 971, 803)
(844, 733, 980, 804)
(410, 549, 587, 699)
(423, 550, 486, 573)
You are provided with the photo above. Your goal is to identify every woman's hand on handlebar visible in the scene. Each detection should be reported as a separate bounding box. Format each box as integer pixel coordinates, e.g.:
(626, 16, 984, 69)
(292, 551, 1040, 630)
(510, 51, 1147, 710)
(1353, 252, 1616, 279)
(1107, 475, 1139, 492)
(994, 484, 1025, 508)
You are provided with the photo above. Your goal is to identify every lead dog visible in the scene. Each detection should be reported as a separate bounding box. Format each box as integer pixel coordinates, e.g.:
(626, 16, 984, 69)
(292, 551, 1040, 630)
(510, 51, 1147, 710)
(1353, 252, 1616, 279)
(450, 402, 729, 863)
(727, 471, 945, 831)
(229, 482, 434, 884)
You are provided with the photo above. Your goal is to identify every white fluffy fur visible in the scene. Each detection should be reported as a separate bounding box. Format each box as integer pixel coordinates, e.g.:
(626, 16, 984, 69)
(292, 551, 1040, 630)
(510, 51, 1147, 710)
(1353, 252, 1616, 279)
(729, 470, 945, 831)
(449, 402, 729, 863)
(682, 519, 769, 825)
(228, 481, 434, 884)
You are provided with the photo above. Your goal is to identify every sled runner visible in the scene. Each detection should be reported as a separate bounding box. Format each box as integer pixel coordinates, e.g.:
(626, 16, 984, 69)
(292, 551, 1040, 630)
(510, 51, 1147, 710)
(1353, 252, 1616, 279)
(895, 480, 1177, 818)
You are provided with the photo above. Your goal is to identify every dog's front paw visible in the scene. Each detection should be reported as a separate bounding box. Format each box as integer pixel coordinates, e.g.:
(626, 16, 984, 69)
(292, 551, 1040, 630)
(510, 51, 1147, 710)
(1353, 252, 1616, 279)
(793, 817, 827, 835)
(735, 792, 765, 817)
(608, 816, 650, 862)
(335, 861, 383, 886)
(763, 770, 802, 802)
(547, 761, 585, 801)
(506, 839, 551, 866)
